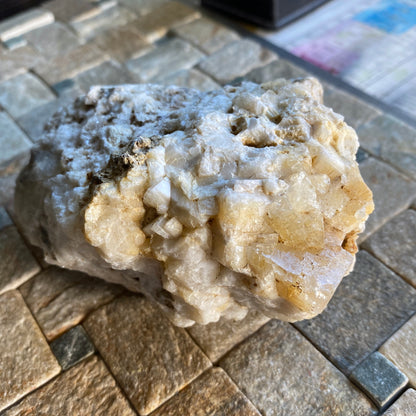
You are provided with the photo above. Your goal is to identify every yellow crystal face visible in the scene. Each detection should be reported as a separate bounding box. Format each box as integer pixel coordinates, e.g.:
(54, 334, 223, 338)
(15, 78, 373, 327)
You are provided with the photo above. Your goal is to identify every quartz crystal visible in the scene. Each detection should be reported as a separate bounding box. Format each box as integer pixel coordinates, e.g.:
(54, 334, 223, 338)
(15, 78, 374, 327)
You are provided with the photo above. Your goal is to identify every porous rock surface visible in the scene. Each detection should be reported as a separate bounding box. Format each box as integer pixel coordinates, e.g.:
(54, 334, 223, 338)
(15, 78, 374, 327)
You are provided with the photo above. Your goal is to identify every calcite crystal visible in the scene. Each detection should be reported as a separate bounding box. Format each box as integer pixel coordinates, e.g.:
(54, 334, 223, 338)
(15, 78, 374, 327)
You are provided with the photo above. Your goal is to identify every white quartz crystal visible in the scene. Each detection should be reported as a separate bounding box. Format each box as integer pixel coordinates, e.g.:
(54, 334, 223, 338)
(15, 78, 374, 327)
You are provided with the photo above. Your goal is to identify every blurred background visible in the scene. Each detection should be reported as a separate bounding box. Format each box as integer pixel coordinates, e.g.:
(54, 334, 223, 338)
(251, 0, 416, 121)
(197, 0, 416, 121)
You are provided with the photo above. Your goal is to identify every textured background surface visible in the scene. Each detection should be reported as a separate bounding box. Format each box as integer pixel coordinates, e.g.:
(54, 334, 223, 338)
(253, 0, 416, 121)
(0, 0, 415, 414)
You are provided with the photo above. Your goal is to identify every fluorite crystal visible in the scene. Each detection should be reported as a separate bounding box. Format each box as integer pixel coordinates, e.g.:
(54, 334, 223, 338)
(15, 78, 374, 326)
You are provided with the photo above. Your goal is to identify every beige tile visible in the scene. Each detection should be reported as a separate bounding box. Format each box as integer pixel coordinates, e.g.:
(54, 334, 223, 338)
(363, 210, 416, 288)
(0, 9, 54, 42)
(358, 114, 416, 180)
(73, 60, 136, 92)
(383, 389, 416, 415)
(25, 22, 81, 58)
(198, 39, 277, 84)
(0, 290, 60, 411)
(295, 251, 416, 374)
(220, 320, 377, 416)
(244, 59, 308, 83)
(0, 45, 44, 82)
(172, 17, 240, 54)
(43, 0, 101, 23)
(89, 21, 152, 62)
(71, 6, 136, 40)
(2, 356, 135, 416)
(324, 85, 381, 130)
(127, 37, 204, 83)
(0, 226, 40, 295)
(0, 72, 55, 118)
(188, 309, 269, 362)
(359, 157, 416, 241)
(151, 367, 261, 416)
(118, 0, 168, 16)
(157, 68, 220, 91)
(134, 1, 200, 42)
(380, 314, 416, 388)
(34, 44, 107, 86)
(0, 112, 32, 165)
(17, 87, 82, 142)
(20, 266, 124, 340)
(83, 294, 211, 415)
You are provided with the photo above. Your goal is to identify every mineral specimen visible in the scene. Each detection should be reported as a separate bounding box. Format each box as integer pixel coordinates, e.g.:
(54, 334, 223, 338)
(15, 78, 374, 327)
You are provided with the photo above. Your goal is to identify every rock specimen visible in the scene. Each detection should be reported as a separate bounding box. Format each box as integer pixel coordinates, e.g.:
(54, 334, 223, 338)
(15, 78, 374, 327)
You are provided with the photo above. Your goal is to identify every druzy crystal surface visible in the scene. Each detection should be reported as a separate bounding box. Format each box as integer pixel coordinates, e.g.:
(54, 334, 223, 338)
(15, 78, 374, 326)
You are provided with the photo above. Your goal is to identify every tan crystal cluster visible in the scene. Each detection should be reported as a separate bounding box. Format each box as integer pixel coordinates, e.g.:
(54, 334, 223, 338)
(15, 78, 373, 326)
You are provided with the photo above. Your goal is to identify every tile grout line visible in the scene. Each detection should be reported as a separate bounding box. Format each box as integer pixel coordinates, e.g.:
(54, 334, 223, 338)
(358, 145, 416, 184)
(289, 322, 355, 377)
(26, 67, 59, 99)
(360, 245, 416, 291)
(6, 207, 47, 266)
(146, 364, 262, 416)
(374, 387, 412, 416)
(291, 251, 416, 384)
(210, 362, 265, 416)
(87, 348, 140, 415)
(0, 292, 63, 414)
(0, 354, 106, 416)
(288, 322, 388, 415)
(358, 199, 416, 244)
(186, 317, 271, 366)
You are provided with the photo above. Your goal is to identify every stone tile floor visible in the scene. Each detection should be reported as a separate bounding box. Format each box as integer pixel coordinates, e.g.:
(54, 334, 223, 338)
(0, 0, 416, 414)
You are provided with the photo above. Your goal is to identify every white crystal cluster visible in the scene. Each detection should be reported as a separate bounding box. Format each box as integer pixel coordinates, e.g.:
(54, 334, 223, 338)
(15, 78, 373, 326)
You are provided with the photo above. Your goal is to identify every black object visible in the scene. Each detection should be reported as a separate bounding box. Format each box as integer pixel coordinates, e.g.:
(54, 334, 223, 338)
(0, 0, 45, 20)
(50, 326, 95, 371)
(202, 0, 330, 29)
